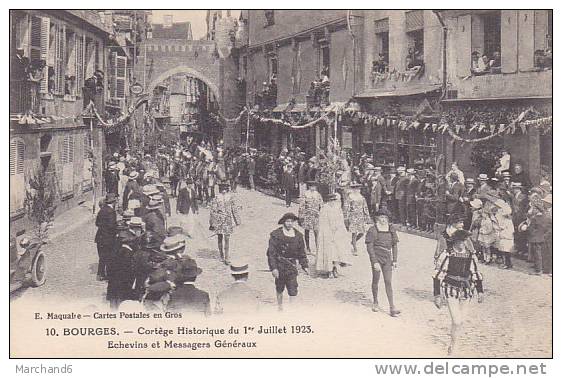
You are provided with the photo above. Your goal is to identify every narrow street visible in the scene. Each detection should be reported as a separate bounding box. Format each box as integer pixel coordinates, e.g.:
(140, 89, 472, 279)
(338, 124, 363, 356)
(10, 188, 552, 358)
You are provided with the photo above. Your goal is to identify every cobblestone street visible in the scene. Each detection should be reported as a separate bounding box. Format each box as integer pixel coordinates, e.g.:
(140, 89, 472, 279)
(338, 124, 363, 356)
(10, 188, 552, 358)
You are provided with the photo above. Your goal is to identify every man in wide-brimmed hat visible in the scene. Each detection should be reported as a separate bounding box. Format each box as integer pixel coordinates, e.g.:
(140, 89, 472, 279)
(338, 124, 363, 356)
(215, 262, 260, 315)
(142, 196, 166, 244)
(105, 161, 120, 195)
(122, 170, 141, 210)
(107, 229, 139, 310)
(166, 259, 211, 316)
(267, 212, 308, 311)
(95, 193, 118, 281)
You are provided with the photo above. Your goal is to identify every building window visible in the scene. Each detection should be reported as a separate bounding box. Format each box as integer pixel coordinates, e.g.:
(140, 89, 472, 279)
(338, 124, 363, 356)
(10, 138, 26, 212)
(373, 18, 389, 74)
(534, 10, 553, 70)
(470, 11, 502, 75)
(406, 29, 424, 69)
(64, 28, 76, 97)
(264, 10, 274, 27)
(110, 52, 127, 100)
(268, 54, 278, 78)
(321, 44, 330, 77)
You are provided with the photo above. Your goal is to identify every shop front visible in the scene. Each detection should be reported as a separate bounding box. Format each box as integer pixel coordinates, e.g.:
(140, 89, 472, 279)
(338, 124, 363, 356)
(354, 88, 443, 170)
(439, 98, 552, 184)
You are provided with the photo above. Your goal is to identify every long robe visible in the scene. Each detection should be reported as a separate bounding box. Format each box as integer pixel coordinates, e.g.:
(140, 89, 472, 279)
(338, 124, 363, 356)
(315, 200, 351, 273)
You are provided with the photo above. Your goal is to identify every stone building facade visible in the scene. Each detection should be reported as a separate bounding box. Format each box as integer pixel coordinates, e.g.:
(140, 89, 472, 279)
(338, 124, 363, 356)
(10, 10, 109, 234)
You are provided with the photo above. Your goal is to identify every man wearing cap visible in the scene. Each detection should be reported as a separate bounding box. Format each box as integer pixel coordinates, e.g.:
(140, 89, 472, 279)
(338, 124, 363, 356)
(95, 193, 118, 281)
(166, 259, 211, 316)
(215, 263, 261, 315)
(394, 167, 409, 226)
(267, 213, 309, 310)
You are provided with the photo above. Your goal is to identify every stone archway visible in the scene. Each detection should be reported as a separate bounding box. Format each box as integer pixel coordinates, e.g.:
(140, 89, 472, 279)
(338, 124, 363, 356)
(147, 65, 220, 102)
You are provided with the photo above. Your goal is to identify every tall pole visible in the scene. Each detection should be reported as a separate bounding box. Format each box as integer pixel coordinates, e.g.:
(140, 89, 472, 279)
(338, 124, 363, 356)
(89, 104, 96, 214)
(334, 106, 338, 145)
(245, 106, 250, 152)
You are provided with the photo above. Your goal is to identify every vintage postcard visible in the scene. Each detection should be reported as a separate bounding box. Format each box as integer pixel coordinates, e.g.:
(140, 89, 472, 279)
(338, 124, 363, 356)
(9, 9, 552, 359)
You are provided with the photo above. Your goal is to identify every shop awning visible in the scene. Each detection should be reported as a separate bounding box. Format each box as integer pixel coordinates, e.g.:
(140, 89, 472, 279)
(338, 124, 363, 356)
(354, 84, 441, 99)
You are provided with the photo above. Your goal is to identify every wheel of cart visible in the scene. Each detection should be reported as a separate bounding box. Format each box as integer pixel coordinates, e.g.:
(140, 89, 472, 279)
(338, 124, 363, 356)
(31, 250, 47, 287)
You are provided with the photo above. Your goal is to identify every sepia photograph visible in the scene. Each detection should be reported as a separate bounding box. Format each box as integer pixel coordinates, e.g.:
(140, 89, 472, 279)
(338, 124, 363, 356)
(8, 8, 553, 360)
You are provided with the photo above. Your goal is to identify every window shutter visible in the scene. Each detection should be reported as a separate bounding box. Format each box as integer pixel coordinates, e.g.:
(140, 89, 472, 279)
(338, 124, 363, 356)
(66, 31, 76, 96)
(405, 10, 424, 32)
(10, 139, 25, 211)
(9, 142, 16, 176)
(110, 51, 117, 98)
(500, 11, 518, 73)
(10, 139, 25, 175)
(55, 23, 66, 95)
(75, 34, 85, 97)
(374, 18, 389, 33)
(534, 10, 549, 51)
(456, 14, 472, 77)
(69, 134, 75, 163)
(517, 10, 535, 71)
(115, 55, 127, 99)
(85, 38, 95, 78)
(29, 16, 42, 62)
(40, 17, 50, 93)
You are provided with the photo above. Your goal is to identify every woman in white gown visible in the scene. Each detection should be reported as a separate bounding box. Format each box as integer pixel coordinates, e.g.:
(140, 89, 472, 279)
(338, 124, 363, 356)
(316, 193, 351, 278)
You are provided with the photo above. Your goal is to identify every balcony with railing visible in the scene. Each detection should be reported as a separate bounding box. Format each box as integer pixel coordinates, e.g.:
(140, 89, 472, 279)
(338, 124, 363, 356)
(10, 79, 40, 114)
(451, 69, 552, 100)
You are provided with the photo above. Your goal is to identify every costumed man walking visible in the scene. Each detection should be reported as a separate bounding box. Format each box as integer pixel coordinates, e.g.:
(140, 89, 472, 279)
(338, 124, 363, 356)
(344, 182, 371, 255)
(95, 193, 117, 281)
(209, 180, 242, 265)
(282, 163, 296, 207)
(176, 178, 199, 238)
(267, 213, 309, 311)
(365, 208, 401, 316)
(298, 181, 323, 254)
